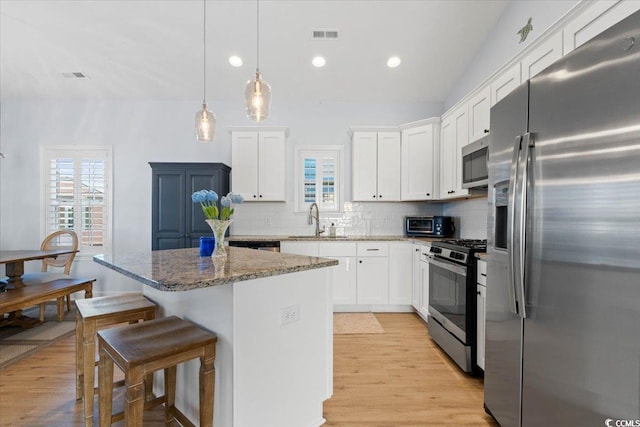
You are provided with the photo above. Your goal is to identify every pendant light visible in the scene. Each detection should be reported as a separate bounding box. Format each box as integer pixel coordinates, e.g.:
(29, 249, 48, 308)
(195, 0, 215, 142)
(245, 0, 272, 121)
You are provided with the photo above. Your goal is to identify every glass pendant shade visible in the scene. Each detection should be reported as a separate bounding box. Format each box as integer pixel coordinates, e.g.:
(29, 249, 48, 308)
(245, 70, 271, 122)
(195, 103, 216, 142)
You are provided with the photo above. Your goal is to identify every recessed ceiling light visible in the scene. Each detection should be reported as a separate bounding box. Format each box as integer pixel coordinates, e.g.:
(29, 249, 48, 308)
(386, 56, 401, 68)
(229, 56, 243, 67)
(312, 56, 326, 68)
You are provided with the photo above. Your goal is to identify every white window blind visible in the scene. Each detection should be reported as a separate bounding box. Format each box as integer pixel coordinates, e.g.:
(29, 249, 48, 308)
(296, 146, 343, 212)
(42, 146, 112, 254)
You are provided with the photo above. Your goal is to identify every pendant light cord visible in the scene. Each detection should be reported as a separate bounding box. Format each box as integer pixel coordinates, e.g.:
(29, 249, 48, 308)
(203, 0, 207, 104)
(256, 0, 260, 72)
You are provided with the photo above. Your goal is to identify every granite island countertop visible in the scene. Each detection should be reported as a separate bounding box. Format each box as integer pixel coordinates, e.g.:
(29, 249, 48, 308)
(94, 247, 338, 292)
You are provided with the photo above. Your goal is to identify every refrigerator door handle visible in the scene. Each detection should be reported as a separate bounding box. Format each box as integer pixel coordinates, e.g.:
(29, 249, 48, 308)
(508, 134, 530, 318)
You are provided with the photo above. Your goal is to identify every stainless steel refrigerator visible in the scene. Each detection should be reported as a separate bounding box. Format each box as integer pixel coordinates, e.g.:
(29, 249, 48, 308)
(485, 11, 640, 427)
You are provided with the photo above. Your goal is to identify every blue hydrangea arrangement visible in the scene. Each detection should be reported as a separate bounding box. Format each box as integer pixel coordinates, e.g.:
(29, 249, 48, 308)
(191, 190, 243, 220)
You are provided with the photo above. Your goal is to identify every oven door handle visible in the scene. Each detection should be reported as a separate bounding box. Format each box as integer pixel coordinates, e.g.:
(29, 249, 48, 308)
(426, 255, 467, 277)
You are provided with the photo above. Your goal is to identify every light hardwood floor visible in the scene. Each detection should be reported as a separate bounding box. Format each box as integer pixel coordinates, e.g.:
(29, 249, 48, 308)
(0, 312, 498, 426)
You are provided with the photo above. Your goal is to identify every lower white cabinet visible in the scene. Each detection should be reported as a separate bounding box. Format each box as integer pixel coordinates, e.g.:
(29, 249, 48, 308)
(412, 243, 431, 323)
(419, 255, 430, 320)
(319, 242, 357, 305)
(280, 241, 319, 257)
(389, 242, 413, 305)
(356, 242, 389, 305)
(476, 259, 487, 370)
(411, 244, 422, 309)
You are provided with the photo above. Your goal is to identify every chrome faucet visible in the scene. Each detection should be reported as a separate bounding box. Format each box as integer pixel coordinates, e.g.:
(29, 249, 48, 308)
(308, 203, 325, 236)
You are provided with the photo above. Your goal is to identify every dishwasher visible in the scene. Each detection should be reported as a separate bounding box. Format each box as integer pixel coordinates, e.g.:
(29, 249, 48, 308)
(228, 240, 281, 252)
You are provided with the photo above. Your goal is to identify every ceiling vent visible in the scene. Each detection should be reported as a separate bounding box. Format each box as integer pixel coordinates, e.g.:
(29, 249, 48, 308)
(62, 72, 87, 79)
(312, 29, 339, 40)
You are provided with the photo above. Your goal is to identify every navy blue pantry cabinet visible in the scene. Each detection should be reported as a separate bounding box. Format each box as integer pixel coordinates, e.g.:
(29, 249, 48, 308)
(150, 162, 230, 250)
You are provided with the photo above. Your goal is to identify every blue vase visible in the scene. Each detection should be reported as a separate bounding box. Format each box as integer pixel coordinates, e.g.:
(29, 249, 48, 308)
(199, 236, 215, 257)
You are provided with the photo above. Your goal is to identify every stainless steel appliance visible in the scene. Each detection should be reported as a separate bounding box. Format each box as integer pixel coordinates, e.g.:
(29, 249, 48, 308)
(485, 12, 640, 427)
(427, 239, 486, 373)
(462, 134, 489, 189)
(404, 216, 454, 237)
(228, 240, 280, 252)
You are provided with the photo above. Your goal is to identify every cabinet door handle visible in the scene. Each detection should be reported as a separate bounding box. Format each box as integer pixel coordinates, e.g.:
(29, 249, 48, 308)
(366, 248, 379, 251)
(481, 273, 487, 277)
(253, 195, 257, 198)
(484, 129, 490, 134)
(426, 193, 430, 196)
(477, 291, 481, 295)
(372, 195, 376, 199)
(378, 195, 382, 199)
(415, 248, 420, 252)
(359, 260, 363, 264)
(259, 194, 263, 198)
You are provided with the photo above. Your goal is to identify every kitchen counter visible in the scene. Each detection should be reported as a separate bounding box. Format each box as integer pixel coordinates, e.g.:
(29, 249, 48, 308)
(94, 246, 337, 292)
(93, 247, 335, 427)
(228, 234, 446, 243)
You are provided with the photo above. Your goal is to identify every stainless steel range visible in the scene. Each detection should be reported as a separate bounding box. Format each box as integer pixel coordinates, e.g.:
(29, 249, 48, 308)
(427, 239, 486, 374)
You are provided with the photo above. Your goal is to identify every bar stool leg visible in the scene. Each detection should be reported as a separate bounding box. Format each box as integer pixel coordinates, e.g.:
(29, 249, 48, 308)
(98, 345, 114, 427)
(200, 342, 216, 427)
(164, 366, 177, 423)
(83, 320, 97, 427)
(125, 367, 145, 427)
(75, 310, 84, 401)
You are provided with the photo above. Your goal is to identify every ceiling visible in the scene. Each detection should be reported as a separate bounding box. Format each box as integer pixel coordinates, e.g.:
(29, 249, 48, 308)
(0, 0, 509, 103)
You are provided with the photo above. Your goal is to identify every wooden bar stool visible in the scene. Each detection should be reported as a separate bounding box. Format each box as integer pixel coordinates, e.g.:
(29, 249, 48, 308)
(97, 316, 217, 427)
(75, 293, 157, 427)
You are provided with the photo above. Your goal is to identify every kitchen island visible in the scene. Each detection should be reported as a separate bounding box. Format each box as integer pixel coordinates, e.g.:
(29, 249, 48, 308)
(94, 247, 338, 427)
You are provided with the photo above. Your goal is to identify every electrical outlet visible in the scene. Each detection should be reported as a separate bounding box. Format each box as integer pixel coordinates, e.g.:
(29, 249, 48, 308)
(280, 304, 301, 326)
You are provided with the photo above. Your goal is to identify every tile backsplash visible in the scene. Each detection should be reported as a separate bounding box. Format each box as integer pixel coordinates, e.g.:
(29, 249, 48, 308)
(442, 197, 488, 239)
(230, 201, 443, 236)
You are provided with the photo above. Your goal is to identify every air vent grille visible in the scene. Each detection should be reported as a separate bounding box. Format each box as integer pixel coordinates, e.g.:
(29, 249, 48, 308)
(312, 29, 339, 40)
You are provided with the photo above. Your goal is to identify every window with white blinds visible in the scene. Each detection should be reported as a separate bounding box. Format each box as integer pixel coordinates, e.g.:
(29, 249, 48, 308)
(296, 146, 343, 212)
(41, 146, 112, 254)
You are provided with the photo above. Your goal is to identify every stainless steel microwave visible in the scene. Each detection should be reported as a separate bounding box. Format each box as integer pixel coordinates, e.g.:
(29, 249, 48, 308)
(404, 216, 455, 237)
(462, 135, 489, 189)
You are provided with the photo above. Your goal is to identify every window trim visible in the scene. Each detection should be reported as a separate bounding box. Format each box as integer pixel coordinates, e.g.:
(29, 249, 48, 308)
(40, 145, 113, 258)
(294, 145, 344, 213)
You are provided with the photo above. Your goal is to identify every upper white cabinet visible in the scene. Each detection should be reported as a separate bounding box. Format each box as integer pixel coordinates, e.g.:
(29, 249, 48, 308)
(467, 86, 491, 143)
(400, 119, 439, 201)
(491, 63, 522, 106)
(563, 0, 640, 54)
(439, 106, 469, 200)
(521, 31, 563, 80)
(231, 129, 287, 201)
(352, 130, 401, 202)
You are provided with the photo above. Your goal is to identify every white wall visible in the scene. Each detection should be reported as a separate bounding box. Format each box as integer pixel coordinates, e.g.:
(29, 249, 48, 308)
(444, 0, 579, 109)
(0, 97, 443, 292)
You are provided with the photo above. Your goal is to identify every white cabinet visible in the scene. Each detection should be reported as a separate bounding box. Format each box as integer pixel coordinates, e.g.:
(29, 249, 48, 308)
(491, 63, 521, 106)
(521, 31, 563, 80)
(439, 106, 469, 200)
(319, 242, 357, 305)
(389, 242, 413, 305)
(400, 120, 439, 201)
(231, 129, 286, 201)
(467, 87, 491, 143)
(356, 242, 389, 305)
(352, 131, 401, 201)
(411, 244, 422, 310)
(419, 254, 430, 320)
(563, 1, 640, 54)
(280, 241, 319, 256)
(476, 259, 487, 370)
(412, 243, 431, 322)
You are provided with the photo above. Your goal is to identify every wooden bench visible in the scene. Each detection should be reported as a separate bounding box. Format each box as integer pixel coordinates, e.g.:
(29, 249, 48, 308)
(0, 278, 94, 327)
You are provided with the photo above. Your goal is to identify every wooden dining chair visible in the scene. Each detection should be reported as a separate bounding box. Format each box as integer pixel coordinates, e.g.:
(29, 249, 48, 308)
(22, 230, 79, 320)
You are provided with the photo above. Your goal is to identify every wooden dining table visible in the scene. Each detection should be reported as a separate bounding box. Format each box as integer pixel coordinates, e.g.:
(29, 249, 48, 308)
(1, 249, 79, 288)
(1, 249, 80, 327)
